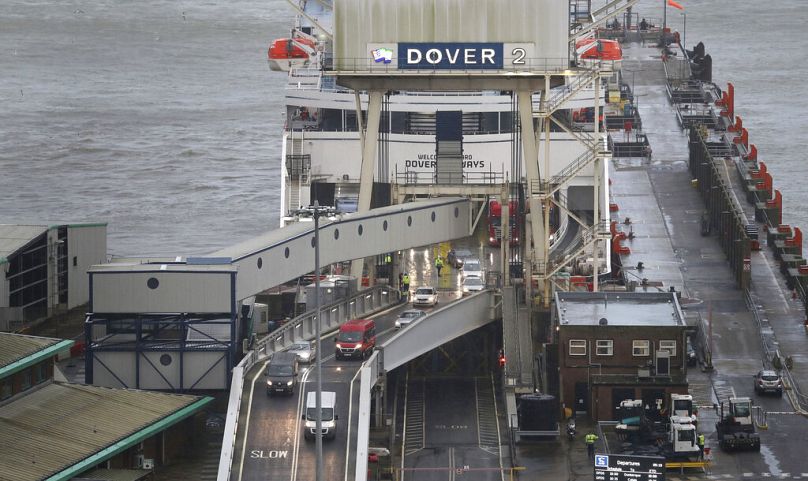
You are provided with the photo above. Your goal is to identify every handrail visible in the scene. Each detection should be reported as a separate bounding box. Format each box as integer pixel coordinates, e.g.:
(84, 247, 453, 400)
(745, 288, 808, 413)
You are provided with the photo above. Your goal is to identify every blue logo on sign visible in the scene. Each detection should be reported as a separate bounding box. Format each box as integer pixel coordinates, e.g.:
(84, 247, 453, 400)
(594, 455, 608, 468)
(398, 43, 503, 70)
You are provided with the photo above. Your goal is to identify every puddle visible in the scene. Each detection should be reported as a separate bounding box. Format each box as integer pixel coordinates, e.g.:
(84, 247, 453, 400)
(760, 444, 782, 477)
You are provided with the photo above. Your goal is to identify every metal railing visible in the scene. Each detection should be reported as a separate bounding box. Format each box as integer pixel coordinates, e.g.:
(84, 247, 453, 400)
(744, 288, 808, 413)
(393, 169, 505, 185)
(326, 57, 620, 75)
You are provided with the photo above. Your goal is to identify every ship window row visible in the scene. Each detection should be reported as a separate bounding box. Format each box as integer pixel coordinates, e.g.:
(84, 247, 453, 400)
(568, 339, 677, 357)
(287, 107, 572, 135)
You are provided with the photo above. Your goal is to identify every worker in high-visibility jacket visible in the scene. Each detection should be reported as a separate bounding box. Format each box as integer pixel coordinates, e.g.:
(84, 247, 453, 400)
(697, 433, 705, 458)
(435, 256, 444, 277)
(401, 273, 410, 300)
(585, 433, 598, 458)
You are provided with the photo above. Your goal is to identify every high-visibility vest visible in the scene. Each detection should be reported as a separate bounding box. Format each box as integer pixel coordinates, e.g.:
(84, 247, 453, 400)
(384, 254, 392, 263)
(697, 434, 705, 446)
(402, 275, 410, 284)
(585, 434, 597, 444)
(435, 257, 443, 267)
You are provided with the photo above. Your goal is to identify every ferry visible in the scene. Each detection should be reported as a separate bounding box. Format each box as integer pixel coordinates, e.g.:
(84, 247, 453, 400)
(273, 0, 619, 241)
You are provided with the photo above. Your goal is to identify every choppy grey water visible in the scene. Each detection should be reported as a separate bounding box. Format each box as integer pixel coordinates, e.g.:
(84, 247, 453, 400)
(0, 0, 806, 256)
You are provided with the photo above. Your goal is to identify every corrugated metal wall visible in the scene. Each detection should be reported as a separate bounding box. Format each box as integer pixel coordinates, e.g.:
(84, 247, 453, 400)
(91, 271, 233, 313)
(334, 0, 568, 68)
(67, 225, 107, 309)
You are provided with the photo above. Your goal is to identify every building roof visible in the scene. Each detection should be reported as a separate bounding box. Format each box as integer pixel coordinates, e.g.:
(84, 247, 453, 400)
(0, 333, 74, 379)
(0, 224, 47, 265)
(0, 223, 107, 265)
(555, 292, 685, 327)
(0, 382, 212, 481)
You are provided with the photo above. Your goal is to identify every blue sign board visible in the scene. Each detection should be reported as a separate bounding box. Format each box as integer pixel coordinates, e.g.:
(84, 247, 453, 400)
(397, 43, 503, 70)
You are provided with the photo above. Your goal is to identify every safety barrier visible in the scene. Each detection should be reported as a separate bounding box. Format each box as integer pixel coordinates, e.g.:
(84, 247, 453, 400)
(688, 126, 752, 290)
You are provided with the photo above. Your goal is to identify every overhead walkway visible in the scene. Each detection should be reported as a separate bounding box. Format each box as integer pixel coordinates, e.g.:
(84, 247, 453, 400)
(90, 197, 472, 316)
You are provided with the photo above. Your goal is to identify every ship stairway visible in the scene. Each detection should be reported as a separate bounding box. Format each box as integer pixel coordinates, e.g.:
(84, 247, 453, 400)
(285, 136, 310, 212)
(535, 68, 600, 118)
(528, 148, 604, 200)
(502, 287, 533, 388)
(549, 114, 600, 152)
(535, 221, 610, 280)
(569, 0, 641, 43)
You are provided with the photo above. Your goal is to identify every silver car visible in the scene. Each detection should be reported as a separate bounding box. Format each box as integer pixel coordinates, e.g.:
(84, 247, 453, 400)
(395, 309, 426, 329)
(462, 276, 485, 295)
(412, 287, 438, 307)
(285, 341, 317, 363)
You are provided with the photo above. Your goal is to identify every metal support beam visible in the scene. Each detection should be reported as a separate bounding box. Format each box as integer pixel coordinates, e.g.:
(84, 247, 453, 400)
(352, 90, 384, 285)
(593, 76, 601, 292)
(517, 89, 546, 302)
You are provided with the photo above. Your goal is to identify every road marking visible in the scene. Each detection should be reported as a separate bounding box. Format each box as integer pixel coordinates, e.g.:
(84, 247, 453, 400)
(290, 366, 312, 481)
(250, 450, 289, 459)
(343, 365, 362, 481)
(237, 361, 267, 481)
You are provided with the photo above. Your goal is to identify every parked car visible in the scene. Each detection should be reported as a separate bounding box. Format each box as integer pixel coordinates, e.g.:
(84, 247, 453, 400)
(395, 309, 426, 329)
(412, 287, 438, 307)
(754, 370, 783, 396)
(462, 276, 485, 295)
(462, 259, 483, 280)
(286, 341, 317, 363)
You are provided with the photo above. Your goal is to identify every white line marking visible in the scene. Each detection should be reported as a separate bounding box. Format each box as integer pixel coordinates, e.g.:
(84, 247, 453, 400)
(400, 370, 409, 481)
(290, 367, 312, 481)
(344, 364, 363, 481)
(491, 374, 505, 481)
(237, 362, 266, 481)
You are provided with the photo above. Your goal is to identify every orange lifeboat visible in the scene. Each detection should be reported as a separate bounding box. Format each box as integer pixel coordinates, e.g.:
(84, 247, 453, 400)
(267, 37, 316, 71)
(575, 38, 623, 69)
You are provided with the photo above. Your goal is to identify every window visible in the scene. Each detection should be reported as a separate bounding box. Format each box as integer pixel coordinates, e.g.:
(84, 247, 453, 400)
(35, 364, 47, 384)
(659, 340, 677, 356)
(21, 370, 32, 390)
(0, 381, 11, 400)
(633, 340, 650, 356)
(596, 339, 613, 356)
(569, 339, 587, 356)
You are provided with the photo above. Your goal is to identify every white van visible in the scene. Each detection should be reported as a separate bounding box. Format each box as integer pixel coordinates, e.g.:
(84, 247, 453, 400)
(303, 391, 338, 440)
(462, 258, 483, 280)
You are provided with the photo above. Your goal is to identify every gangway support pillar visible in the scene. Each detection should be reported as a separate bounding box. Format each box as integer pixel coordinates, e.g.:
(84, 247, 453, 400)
(592, 76, 601, 292)
(501, 183, 511, 287)
(351, 89, 384, 286)
(517, 89, 547, 301)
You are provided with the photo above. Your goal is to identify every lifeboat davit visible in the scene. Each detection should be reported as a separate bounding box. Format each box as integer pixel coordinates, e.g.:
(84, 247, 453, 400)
(575, 38, 622, 70)
(267, 37, 316, 71)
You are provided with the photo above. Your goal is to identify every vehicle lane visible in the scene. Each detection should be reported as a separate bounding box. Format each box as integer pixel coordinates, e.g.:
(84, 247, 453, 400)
(402, 377, 503, 481)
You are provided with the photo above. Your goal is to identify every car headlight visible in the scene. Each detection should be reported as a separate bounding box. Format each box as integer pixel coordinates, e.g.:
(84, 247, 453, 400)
(286, 380, 294, 386)
(489, 236, 495, 242)
(395, 320, 401, 327)
(355, 343, 362, 349)
(336, 343, 342, 349)
(300, 352, 310, 359)
(463, 286, 469, 292)
(267, 381, 273, 386)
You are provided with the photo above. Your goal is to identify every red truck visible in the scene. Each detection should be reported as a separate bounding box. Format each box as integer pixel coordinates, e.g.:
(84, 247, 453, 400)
(488, 200, 520, 247)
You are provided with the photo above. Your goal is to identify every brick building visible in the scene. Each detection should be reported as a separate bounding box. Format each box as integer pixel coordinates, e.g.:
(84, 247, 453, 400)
(555, 291, 690, 421)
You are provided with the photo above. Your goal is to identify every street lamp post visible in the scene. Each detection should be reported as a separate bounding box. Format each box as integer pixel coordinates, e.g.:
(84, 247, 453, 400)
(681, 12, 687, 51)
(312, 201, 325, 481)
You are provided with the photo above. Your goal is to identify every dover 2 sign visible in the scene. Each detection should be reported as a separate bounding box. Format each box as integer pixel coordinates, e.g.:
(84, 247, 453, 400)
(398, 43, 503, 69)
(368, 42, 534, 70)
